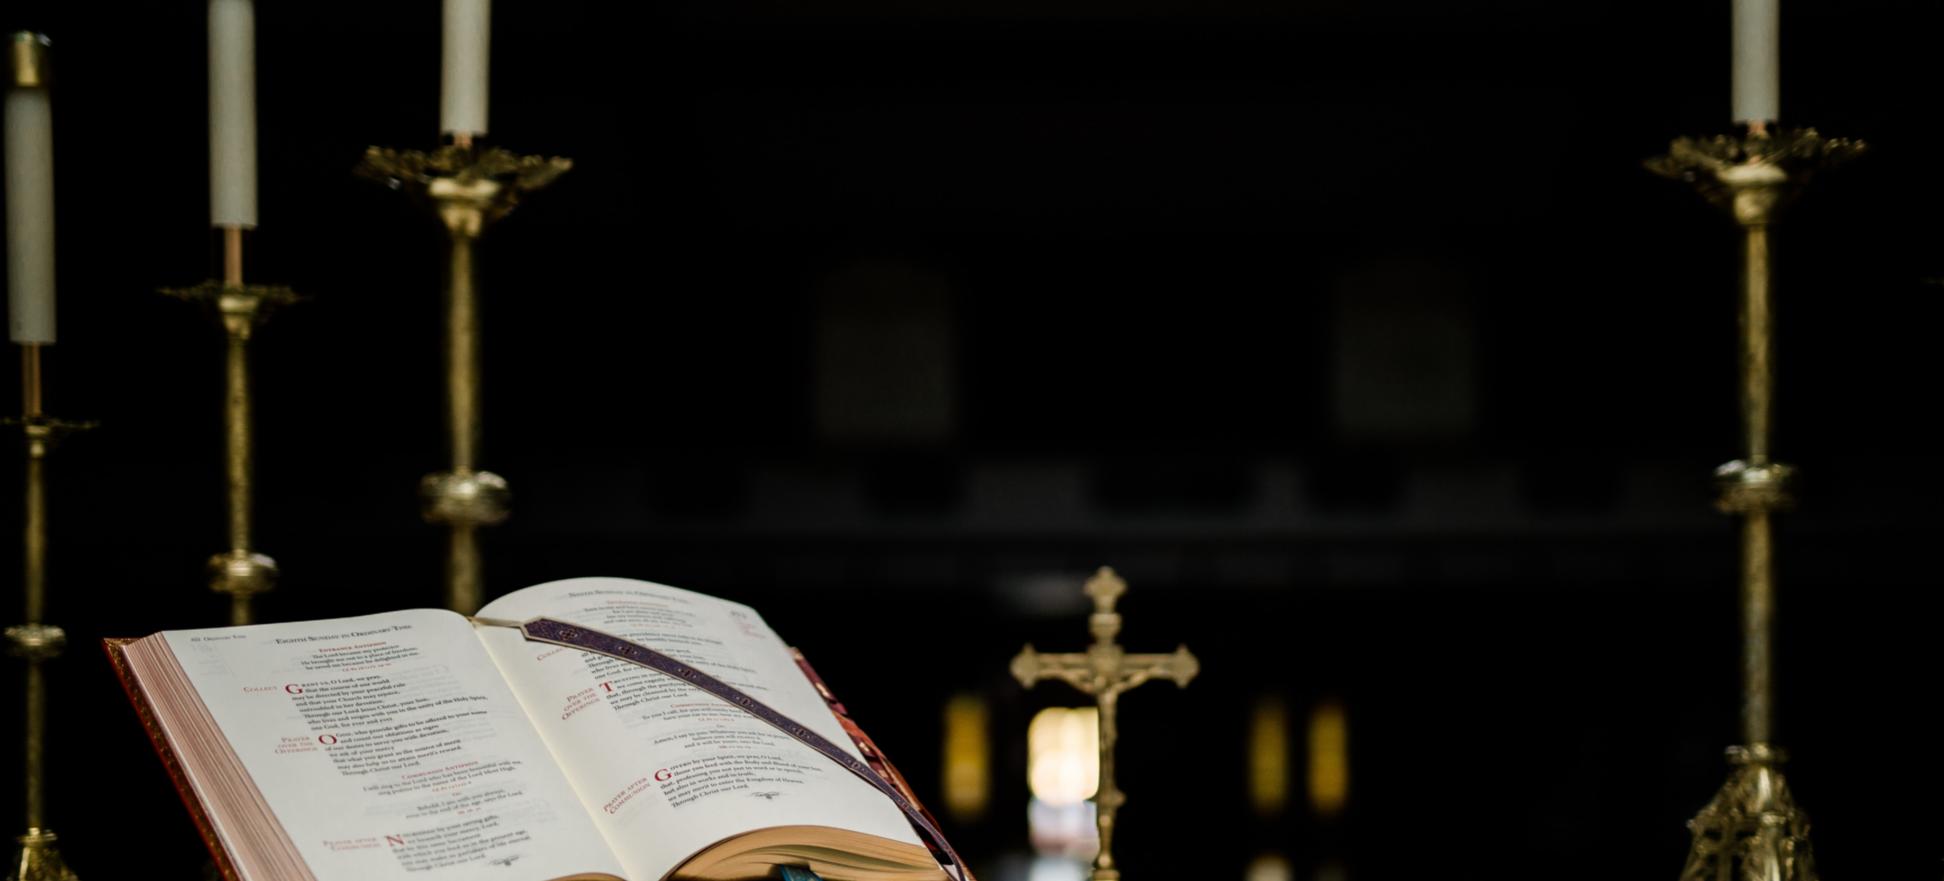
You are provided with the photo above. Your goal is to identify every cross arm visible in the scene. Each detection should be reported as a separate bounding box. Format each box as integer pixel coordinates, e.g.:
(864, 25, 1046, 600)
(1114, 646, 1200, 689)
(1010, 645, 1099, 691)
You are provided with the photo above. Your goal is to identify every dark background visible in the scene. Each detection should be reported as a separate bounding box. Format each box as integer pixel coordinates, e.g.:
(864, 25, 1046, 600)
(2, 0, 1940, 878)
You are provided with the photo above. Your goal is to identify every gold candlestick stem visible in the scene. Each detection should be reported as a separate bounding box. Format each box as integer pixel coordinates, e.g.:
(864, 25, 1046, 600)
(1011, 568, 1198, 881)
(21, 417, 46, 827)
(220, 321, 258, 627)
(1648, 127, 1861, 881)
(438, 207, 488, 613)
(6, 342, 86, 881)
(1734, 180, 1778, 748)
(432, 193, 492, 616)
(1740, 508, 1774, 745)
(162, 231, 296, 626)
(357, 143, 569, 614)
(220, 228, 262, 628)
(446, 226, 479, 474)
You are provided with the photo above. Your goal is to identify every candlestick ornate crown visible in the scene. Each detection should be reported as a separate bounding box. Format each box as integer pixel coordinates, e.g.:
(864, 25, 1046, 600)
(3, 414, 93, 456)
(355, 143, 570, 614)
(1645, 129, 1863, 223)
(161, 281, 301, 327)
(356, 145, 571, 221)
(1647, 126, 1861, 881)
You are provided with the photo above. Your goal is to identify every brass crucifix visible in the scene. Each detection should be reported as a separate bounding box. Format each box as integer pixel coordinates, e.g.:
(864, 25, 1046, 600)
(1011, 567, 1198, 881)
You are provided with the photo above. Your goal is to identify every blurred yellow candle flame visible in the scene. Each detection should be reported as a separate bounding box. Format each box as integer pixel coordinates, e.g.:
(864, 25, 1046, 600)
(942, 694, 990, 820)
(1308, 699, 1350, 818)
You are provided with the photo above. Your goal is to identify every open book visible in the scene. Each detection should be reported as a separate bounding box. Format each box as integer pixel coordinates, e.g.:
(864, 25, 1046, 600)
(107, 577, 953, 881)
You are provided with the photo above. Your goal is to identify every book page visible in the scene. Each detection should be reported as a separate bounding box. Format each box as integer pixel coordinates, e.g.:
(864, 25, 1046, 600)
(475, 578, 924, 880)
(161, 608, 625, 881)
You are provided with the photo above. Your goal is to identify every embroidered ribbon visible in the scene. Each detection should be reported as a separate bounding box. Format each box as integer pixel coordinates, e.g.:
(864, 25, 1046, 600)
(477, 616, 970, 881)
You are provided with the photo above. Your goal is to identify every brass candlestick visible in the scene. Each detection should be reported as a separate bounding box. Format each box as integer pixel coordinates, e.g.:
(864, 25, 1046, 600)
(1011, 567, 1198, 881)
(161, 228, 298, 626)
(355, 142, 569, 613)
(1647, 127, 1862, 881)
(5, 345, 89, 881)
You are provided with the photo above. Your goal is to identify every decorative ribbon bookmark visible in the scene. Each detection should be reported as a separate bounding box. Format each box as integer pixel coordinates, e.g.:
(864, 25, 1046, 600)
(474, 616, 972, 881)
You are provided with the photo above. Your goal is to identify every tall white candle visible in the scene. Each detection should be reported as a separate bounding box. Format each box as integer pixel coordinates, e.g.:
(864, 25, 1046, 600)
(5, 33, 55, 345)
(209, 0, 258, 227)
(1732, 0, 1779, 123)
(440, 0, 491, 136)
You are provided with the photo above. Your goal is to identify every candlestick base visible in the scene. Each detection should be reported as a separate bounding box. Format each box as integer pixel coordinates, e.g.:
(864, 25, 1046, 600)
(6, 829, 78, 881)
(1680, 745, 1817, 881)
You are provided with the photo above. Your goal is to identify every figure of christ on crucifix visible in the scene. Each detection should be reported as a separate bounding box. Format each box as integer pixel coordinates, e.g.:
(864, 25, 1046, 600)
(1011, 567, 1199, 881)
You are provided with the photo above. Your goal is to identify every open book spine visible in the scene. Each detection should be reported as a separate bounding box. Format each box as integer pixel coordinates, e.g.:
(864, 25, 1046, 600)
(792, 648, 961, 875)
(102, 638, 245, 881)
